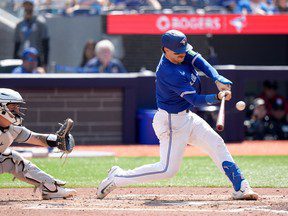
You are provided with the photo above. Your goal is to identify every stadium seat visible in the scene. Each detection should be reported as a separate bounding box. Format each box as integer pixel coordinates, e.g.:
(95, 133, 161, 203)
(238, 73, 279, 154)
(139, 6, 161, 14)
(172, 6, 195, 14)
(204, 6, 227, 14)
(190, 0, 209, 9)
(72, 9, 91, 16)
(106, 10, 125, 15)
(162, 8, 173, 14)
(39, 7, 66, 16)
(207, 0, 223, 6)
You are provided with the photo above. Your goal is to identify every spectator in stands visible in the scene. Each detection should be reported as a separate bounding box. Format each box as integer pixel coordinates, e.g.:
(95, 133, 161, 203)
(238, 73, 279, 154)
(235, 0, 273, 14)
(65, 0, 104, 15)
(265, 0, 277, 13)
(14, 0, 50, 68)
(12, 47, 45, 74)
(259, 80, 288, 116)
(269, 98, 288, 140)
(275, 0, 288, 13)
(222, 0, 238, 13)
(84, 39, 127, 73)
(111, 0, 162, 11)
(245, 98, 271, 140)
(38, 0, 67, 16)
(80, 40, 96, 67)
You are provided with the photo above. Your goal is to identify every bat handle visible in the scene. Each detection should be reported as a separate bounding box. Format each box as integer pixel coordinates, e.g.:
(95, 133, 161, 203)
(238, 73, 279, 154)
(216, 96, 226, 132)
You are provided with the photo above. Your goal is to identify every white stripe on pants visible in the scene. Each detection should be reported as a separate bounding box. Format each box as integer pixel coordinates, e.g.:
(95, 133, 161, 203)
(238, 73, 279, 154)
(114, 110, 234, 187)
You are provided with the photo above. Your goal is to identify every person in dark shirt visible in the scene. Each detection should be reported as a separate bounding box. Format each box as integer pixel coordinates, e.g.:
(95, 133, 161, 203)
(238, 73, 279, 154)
(84, 39, 127, 73)
(275, 0, 288, 13)
(111, 0, 161, 10)
(268, 98, 288, 140)
(14, 0, 49, 67)
(259, 80, 288, 116)
(245, 98, 271, 140)
(80, 40, 96, 67)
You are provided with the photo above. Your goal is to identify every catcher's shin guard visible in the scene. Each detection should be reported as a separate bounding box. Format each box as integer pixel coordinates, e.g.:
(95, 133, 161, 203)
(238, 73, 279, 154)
(0, 149, 72, 196)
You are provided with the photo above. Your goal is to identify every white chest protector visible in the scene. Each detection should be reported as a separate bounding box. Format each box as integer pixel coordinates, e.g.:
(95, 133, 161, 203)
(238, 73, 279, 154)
(0, 125, 31, 153)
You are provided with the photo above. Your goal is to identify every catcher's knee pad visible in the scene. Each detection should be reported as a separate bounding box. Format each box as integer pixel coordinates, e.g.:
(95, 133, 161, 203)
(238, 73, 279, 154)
(0, 149, 26, 174)
(1, 149, 65, 192)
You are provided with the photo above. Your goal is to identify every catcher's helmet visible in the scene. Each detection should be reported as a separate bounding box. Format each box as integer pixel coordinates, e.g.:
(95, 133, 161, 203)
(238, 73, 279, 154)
(0, 88, 25, 125)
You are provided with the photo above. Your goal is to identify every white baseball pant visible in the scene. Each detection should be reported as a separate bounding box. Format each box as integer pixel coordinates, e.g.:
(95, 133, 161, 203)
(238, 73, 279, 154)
(114, 109, 234, 187)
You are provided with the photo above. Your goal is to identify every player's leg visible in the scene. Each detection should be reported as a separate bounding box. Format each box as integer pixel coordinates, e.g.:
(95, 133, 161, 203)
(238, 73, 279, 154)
(0, 148, 76, 199)
(187, 113, 258, 200)
(97, 110, 190, 199)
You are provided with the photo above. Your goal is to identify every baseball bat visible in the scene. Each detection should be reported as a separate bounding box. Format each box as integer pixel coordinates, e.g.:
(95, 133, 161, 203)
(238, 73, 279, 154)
(216, 96, 226, 131)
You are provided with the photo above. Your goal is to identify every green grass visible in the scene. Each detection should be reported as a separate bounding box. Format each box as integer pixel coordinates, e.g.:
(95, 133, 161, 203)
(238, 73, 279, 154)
(0, 156, 287, 188)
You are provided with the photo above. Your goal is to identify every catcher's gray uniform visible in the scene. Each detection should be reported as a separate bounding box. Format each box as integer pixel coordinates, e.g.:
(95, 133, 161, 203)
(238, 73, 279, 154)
(0, 125, 65, 192)
(0, 88, 76, 199)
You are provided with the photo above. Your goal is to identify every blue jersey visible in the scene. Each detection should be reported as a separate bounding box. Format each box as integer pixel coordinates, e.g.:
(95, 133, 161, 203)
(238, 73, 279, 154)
(84, 57, 127, 73)
(156, 50, 220, 113)
(12, 66, 38, 74)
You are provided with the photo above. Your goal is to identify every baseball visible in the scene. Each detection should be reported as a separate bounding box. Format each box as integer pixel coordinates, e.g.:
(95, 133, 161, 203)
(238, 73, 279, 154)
(236, 101, 246, 111)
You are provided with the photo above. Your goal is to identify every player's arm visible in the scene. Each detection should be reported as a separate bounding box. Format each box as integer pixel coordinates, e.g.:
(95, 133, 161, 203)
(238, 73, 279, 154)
(165, 69, 231, 106)
(15, 119, 75, 153)
(26, 132, 58, 148)
(13, 126, 56, 147)
(164, 72, 229, 107)
(182, 90, 232, 107)
(184, 50, 232, 91)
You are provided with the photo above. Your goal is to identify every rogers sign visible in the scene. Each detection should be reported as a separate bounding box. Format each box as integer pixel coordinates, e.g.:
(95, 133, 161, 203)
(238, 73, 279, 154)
(156, 16, 221, 32)
(107, 14, 288, 35)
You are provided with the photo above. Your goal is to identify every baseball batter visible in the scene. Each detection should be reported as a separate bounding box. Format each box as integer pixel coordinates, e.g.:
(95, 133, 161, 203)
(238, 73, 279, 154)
(97, 30, 258, 200)
(0, 88, 76, 199)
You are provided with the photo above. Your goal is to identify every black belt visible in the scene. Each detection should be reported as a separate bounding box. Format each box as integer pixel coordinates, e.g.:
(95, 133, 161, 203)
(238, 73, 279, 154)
(172, 109, 190, 114)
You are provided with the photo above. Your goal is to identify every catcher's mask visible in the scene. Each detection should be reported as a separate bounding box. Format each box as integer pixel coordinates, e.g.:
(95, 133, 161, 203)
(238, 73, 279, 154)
(0, 88, 26, 126)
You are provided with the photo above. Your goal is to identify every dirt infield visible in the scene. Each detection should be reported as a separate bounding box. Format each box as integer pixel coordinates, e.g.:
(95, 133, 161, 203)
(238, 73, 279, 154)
(1, 187, 288, 216)
(2, 141, 287, 215)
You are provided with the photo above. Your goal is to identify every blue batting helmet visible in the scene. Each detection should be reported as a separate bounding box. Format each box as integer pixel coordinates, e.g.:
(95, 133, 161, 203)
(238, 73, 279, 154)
(161, 30, 192, 54)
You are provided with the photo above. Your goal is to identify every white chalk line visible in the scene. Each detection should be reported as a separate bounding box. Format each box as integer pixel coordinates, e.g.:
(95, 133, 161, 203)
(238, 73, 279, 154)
(21, 193, 288, 214)
(114, 193, 286, 199)
(25, 204, 288, 214)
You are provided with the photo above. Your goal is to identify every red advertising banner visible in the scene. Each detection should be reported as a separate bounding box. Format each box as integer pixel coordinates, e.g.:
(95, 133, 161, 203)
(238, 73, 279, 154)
(107, 14, 288, 35)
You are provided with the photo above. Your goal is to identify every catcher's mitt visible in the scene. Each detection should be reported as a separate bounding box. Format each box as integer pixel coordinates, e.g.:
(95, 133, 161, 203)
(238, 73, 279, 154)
(56, 118, 75, 154)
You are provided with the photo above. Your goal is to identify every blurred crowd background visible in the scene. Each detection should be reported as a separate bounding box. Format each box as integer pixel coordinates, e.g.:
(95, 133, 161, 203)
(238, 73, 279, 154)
(1, 0, 287, 17)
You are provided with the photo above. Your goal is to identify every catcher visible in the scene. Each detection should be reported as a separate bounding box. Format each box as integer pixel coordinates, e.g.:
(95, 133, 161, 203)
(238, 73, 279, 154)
(0, 88, 76, 199)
